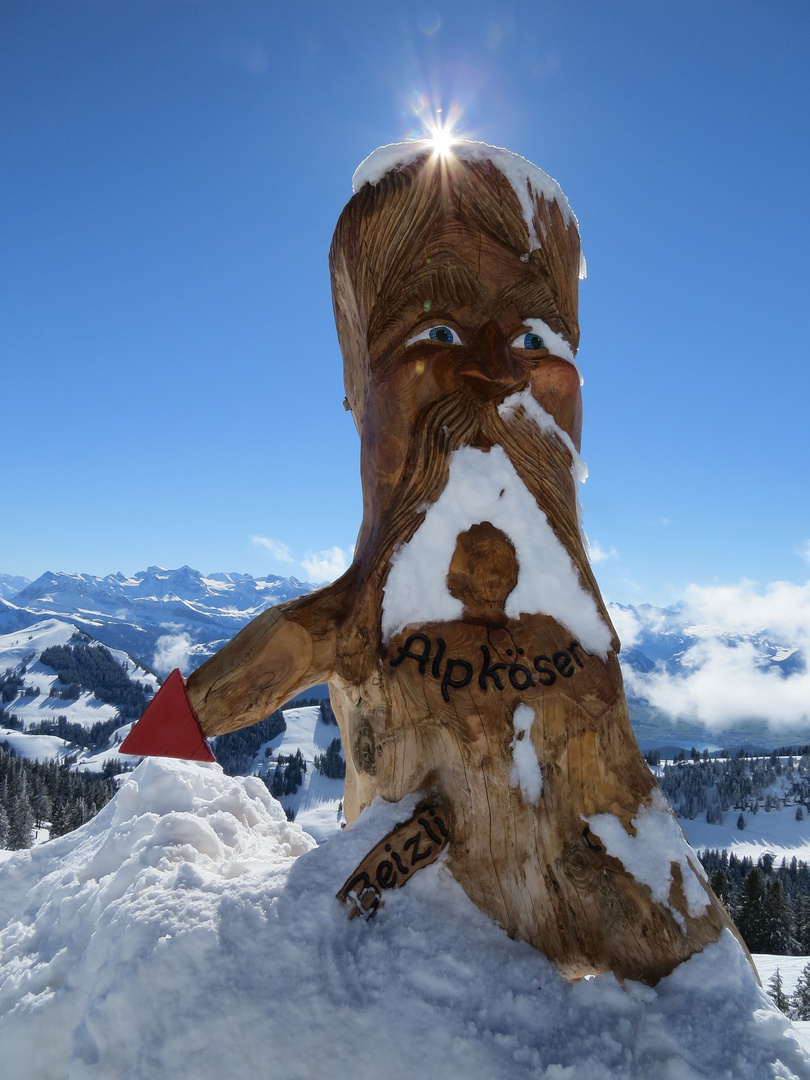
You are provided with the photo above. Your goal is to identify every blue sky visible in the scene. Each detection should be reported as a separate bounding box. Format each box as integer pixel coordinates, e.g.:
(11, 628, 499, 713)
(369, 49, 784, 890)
(3, 0, 809, 607)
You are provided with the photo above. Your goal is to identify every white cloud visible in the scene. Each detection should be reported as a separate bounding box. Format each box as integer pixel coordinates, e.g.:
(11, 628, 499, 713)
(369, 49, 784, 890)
(301, 546, 351, 583)
(251, 536, 293, 563)
(797, 539, 810, 565)
(623, 579, 810, 730)
(153, 632, 193, 676)
(588, 540, 618, 563)
(608, 604, 642, 649)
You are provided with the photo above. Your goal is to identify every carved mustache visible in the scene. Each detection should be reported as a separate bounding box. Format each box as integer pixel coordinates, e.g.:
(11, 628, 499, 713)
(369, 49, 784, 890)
(375, 385, 580, 575)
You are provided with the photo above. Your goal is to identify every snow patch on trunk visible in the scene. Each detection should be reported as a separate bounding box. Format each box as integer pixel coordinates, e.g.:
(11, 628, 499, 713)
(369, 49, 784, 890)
(509, 704, 542, 803)
(586, 789, 711, 930)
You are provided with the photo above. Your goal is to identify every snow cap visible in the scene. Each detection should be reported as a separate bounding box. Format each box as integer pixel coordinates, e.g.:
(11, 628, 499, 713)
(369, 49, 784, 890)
(331, 139, 583, 436)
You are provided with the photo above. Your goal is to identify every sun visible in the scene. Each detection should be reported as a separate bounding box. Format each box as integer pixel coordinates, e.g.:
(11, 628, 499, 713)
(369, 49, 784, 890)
(428, 121, 456, 157)
(408, 96, 463, 156)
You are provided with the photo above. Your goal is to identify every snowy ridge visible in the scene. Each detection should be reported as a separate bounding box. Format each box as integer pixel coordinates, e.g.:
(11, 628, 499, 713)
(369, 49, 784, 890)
(0, 757, 808, 1079)
(240, 705, 345, 842)
(0, 567, 316, 675)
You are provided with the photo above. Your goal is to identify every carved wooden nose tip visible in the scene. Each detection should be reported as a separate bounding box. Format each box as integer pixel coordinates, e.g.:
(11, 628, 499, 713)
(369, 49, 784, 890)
(460, 370, 512, 395)
(457, 343, 526, 393)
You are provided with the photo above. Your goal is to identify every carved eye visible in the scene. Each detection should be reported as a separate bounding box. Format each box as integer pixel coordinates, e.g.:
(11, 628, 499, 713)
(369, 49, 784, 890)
(407, 325, 463, 347)
(512, 331, 546, 350)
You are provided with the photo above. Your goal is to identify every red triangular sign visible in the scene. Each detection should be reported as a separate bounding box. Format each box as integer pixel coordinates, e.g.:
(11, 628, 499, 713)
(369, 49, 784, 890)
(120, 668, 216, 762)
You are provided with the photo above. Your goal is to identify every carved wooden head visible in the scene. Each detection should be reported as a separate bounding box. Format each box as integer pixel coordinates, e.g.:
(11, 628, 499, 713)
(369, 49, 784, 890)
(327, 143, 612, 650)
(330, 145, 583, 445)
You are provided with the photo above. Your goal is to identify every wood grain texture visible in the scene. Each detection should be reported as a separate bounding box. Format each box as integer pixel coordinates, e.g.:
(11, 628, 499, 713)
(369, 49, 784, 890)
(180, 151, 750, 984)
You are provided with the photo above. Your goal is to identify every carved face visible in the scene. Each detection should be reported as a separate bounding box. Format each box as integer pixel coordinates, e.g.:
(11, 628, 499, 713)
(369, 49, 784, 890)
(359, 208, 583, 524)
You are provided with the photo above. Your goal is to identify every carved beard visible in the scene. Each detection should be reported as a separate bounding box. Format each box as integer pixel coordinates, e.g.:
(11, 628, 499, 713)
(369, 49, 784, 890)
(375, 385, 587, 587)
(339, 383, 615, 672)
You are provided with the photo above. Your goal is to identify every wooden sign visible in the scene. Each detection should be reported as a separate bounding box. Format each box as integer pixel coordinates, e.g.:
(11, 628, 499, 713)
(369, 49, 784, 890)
(122, 140, 752, 985)
(337, 802, 451, 919)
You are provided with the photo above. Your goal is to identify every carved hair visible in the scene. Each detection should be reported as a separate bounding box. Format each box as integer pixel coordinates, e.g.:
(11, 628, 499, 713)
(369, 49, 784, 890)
(329, 151, 582, 435)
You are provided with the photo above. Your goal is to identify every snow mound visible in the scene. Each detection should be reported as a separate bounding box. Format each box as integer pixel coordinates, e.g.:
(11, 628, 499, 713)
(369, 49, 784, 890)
(0, 759, 808, 1079)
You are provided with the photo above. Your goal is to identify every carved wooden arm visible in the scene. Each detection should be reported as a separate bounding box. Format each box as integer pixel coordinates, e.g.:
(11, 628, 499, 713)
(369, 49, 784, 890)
(121, 569, 354, 757)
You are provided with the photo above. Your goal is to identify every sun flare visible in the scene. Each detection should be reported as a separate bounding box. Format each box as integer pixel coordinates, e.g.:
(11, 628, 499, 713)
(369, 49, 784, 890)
(409, 95, 464, 157)
(428, 121, 456, 157)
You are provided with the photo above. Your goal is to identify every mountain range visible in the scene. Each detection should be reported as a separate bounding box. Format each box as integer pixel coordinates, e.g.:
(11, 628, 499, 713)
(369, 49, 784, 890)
(0, 566, 314, 671)
(1, 566, 808, 756)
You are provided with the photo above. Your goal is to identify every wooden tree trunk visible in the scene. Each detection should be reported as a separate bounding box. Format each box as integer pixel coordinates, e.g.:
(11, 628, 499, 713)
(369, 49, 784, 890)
(128, 143, 751, 985)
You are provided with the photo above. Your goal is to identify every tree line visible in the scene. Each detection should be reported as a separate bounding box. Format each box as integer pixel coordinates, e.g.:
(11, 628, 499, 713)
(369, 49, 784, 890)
(0, 741, 120, 849)
(701, 850, 810, 955)
(657, 748, 810, 824)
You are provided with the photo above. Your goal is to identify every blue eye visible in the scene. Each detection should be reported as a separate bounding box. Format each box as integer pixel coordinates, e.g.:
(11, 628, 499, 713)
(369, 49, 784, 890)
(429, 326, 457, 344)
(407, 325, 463, 347)
(513, 332, 546, 349)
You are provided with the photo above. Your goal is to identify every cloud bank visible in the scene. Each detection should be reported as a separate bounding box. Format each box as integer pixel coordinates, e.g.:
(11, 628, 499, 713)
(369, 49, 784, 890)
(616, 579, 810, 730)
(153, 632, 193, 676)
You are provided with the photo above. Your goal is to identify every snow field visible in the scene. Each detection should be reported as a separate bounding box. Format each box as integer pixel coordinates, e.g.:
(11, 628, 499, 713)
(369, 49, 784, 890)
(250, 706, 345, 842)
(0, 619, 158, 735)
(674, 763, 810, 866)
(0, 758, 808, 1079)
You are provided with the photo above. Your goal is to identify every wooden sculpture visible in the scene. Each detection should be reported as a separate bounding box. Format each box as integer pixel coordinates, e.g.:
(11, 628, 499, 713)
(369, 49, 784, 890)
(122, 140, 747, 984)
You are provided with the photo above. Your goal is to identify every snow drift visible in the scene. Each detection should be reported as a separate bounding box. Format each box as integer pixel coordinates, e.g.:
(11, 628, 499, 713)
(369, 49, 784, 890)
(0, 759, 808, 1079)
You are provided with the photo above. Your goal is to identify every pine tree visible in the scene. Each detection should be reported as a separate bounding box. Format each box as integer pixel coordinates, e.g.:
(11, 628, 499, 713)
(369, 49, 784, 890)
(736, 867, 769, 952)
(763, 880, 794, 954)
(737, 812, 746, 830)
(769, 967, 790, 1015)
(793, 963, 810, 1021)
(797, 896, 810, 954)
(7, 787, 33, 849)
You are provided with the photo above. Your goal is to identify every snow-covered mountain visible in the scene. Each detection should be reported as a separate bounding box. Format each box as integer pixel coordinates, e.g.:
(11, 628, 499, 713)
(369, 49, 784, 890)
(0, 567, 315, 673)
(0, 575, 28, 602)
(612, 601, 806, 676)
(2, 568, 809, 755)
(0, 616, 343, 839)
(609, 600, 810, 752)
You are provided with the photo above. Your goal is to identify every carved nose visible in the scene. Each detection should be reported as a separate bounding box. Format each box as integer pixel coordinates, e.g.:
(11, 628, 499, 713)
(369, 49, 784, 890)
(457, 322, 524, 399)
